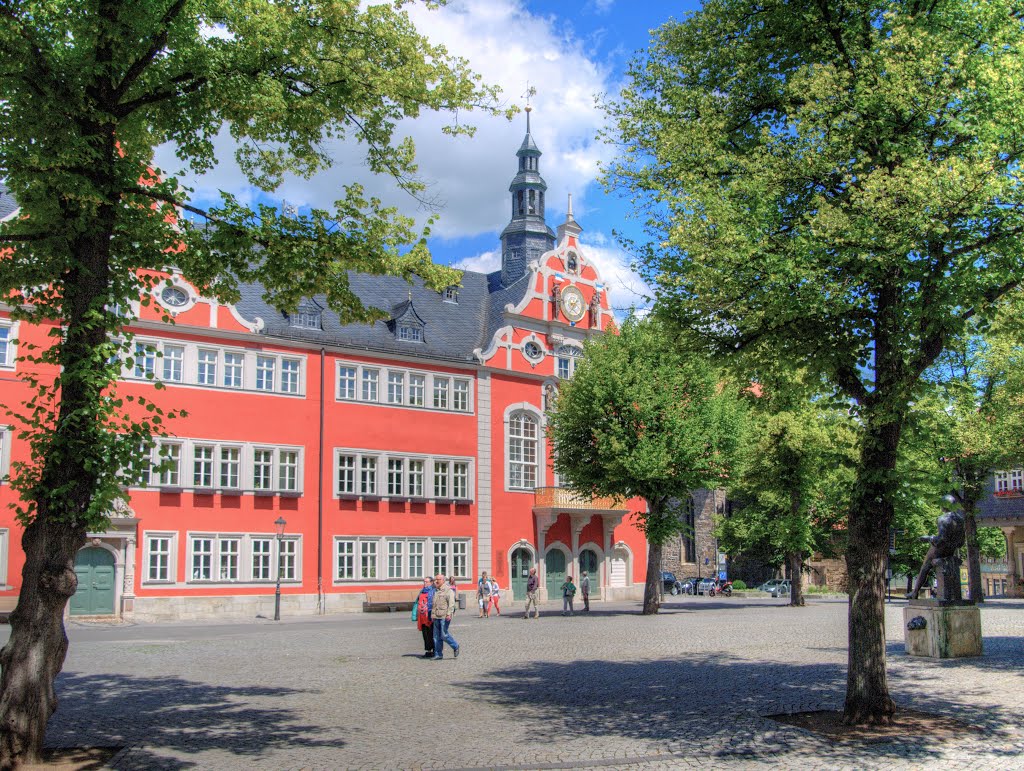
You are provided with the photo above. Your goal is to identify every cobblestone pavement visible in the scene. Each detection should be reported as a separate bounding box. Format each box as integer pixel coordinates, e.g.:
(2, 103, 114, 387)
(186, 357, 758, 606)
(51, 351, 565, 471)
(4, 595, 1022, 769)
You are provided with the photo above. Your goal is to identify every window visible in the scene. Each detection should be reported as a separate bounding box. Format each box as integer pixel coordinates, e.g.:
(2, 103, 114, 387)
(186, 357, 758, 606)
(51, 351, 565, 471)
(443, 286, 459, 303)
(256, 356, 276, 392)
(197, 349, 217, 386)
(387, 458, 404, 496)
(509, 412, 539, 490)
(408, 459, 424, 497)
(253, 449, 274, 490)
(158, 443, 181, 486)
(433, 542, 448, 577)
(162, 345, 184, 382)
(557, 345, 583, 379)
(279, 451, 299, 492)
(219, 538, 239, 580)
(433, 461, 449, 499)
(220, 447, 240, 489)
(409, 541, 424, 578)
(995, 470, 1024, 494)
(337, 540, 355, 579)
(294, 309, 321, 329)
(223, 352, 243, 388)
(134, 342, 157, 378)
(281, 359, 300, 394)
(387, 541, 404, 579)
(683, 497, 696, 563)
(279, 539, 298, 580)
(361, 542, 378, 579)
(339, 366, 357, 400)
(398, 325, 422, 342)
(193, 445, 214, 487)
(362, 369, 379, 402)
(360, 457, 378, 496)
(433, 378, 449, 410)
(191, 537, 213, 580)
(0, 324, 11, 367)
(147, 536, 172, 581)
(338, 455, 356, 495)
(408, 374, 425, 406)
(387, 371, 404, 404)
(252, 539, 272, 580)
(453, 380, 470, 411)
(453, 462, 469, 500)
(452, 542, 468, 577)
(523, 341, 543, 362)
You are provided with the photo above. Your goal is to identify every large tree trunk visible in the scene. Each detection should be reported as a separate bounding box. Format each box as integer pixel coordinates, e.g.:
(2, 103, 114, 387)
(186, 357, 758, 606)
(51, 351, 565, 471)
(788, 551, 805, 607)
(643, 541, 664, 615)
(963, 508, 984, 604)
(843, 419, 901, 725)
(0, 519, 85, 766)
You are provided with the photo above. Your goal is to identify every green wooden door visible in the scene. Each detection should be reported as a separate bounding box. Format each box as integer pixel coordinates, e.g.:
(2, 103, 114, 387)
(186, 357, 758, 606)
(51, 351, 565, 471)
(70, 547, 116, 616)
(510, 548, 533, 600)
(545, 549, 567, 599)
(579, 549, 600, 592)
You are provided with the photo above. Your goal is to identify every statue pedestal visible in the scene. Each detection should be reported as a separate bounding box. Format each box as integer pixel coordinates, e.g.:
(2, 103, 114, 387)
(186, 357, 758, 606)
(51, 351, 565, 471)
(904, 600, 982, 659)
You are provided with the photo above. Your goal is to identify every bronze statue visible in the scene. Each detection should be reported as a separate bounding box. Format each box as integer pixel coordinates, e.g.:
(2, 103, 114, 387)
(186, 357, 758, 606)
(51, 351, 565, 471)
(909, 499, 966, 601)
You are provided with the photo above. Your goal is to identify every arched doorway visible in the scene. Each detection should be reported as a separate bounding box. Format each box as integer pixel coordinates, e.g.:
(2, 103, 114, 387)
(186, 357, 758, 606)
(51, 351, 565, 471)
(510, 548, 533, 600)
(579, 548, 601, 594)
(545, 548, 567, 599)
(70, 547, 116, 616)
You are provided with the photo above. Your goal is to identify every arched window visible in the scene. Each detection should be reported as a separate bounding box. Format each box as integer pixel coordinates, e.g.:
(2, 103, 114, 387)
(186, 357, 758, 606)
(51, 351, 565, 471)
(517, 190, 525, 216)
(508, 412, 539, 490)
(683, 496, 696, 563)
(556, 345, 583, 379)
(528, 189, 536, 214)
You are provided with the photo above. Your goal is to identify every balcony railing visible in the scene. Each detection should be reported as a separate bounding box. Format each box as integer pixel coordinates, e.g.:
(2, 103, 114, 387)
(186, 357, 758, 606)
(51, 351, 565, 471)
(534, 486, 624, 511)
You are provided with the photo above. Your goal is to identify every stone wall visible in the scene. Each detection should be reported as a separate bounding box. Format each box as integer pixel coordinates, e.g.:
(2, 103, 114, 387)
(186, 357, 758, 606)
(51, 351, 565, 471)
(661, 489, 720, 580)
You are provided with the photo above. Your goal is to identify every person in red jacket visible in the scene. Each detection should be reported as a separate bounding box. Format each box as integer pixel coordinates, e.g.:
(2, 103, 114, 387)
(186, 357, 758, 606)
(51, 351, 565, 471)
(412, 576, 435, 659)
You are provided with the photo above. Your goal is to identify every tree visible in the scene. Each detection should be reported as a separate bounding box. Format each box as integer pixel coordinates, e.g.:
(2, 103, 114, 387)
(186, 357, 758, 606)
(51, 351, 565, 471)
(547, 316, 744, 615)
(0, 0, 505, 764)
(603, 0, 1024, 722)
(718, 398, 856, 607)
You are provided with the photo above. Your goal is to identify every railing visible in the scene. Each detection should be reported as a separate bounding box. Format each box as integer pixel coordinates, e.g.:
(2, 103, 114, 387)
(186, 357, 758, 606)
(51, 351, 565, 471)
(533, 486, 624, 510)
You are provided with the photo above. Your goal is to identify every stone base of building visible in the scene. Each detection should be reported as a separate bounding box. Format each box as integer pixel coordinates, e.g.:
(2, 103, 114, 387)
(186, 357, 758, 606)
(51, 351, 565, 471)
(128, 592, 365, 622)
(903, 600, 982, 659)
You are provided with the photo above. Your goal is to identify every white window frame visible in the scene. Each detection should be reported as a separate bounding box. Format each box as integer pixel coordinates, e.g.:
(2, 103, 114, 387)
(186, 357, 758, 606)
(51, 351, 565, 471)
(507, 408, 540, 491)
(333, 449, 471, 501)
(0, 425, 11, 486)
(333, 536, 471, 583)
(333, 360, 472, 413)
(182, 533, 299, 584)
(0, 320, 17, 370)
(143, 531, 177, 584)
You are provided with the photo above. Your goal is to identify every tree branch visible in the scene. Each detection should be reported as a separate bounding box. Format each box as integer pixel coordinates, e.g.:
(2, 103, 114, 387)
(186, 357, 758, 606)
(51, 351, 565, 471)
(112, 0, 188, 104)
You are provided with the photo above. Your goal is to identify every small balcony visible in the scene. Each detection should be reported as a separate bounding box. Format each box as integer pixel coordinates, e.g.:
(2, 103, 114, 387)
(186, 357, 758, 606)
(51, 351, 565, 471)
(533, 486, 624, 511)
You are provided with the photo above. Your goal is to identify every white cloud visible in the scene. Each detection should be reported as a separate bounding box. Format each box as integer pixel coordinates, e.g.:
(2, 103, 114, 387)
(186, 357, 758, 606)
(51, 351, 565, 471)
(452, 249, 501, 274)
(156, 0, 618, 241)
(581, 235, 652, 315)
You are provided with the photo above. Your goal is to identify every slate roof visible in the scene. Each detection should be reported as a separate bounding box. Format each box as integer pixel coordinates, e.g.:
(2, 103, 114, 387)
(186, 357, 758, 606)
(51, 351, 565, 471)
(0, 182, 19, 221)
(235, 266, 531, 364)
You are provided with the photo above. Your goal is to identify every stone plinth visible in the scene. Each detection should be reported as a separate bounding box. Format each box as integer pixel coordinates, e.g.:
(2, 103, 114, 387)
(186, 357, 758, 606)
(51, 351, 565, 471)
(904, 600, 982, 658)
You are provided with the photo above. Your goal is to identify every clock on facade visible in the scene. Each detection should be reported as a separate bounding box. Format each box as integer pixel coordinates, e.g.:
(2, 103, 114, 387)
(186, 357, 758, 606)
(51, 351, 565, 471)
(160, 285, 190, 309)
(560, 285, 586, 323)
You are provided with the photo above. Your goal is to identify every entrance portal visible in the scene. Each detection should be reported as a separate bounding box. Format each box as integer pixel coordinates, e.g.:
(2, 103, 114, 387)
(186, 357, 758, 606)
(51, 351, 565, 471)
(579, 549, 600, 593)
(545, 549, 567, 599)
(510, 548, 533, 600)
(70, 546, 116, 616)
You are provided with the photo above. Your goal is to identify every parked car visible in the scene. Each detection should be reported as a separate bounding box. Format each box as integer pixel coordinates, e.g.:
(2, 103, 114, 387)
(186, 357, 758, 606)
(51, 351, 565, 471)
(697, 577, 717, 595)
(678, 577, 699, 595)
(758, 579, 787, 593)
(661, 571, 678, 593)
(770, 580, 792, 598)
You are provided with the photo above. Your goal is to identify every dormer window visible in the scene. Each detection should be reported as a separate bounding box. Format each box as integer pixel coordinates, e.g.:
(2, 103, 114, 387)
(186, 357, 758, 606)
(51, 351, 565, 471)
(398, 325, 423, 342)
(443, 286, 459, 304)
(290, 298, 324, 330)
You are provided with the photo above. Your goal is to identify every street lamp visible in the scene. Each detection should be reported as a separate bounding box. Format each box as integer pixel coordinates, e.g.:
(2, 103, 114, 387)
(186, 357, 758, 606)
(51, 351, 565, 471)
(273, 516, 287, 621)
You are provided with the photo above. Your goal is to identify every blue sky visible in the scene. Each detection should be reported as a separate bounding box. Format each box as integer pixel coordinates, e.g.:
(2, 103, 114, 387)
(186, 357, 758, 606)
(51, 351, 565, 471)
(159, 1, 705, 312)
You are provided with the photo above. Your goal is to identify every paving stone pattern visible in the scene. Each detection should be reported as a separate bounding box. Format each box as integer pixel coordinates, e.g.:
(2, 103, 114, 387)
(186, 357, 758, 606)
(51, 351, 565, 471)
(11, 596, 1024, 770)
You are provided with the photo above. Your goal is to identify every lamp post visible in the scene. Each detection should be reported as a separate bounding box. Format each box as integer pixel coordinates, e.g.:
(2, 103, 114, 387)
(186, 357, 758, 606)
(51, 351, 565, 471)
(274, 516, 287, 621)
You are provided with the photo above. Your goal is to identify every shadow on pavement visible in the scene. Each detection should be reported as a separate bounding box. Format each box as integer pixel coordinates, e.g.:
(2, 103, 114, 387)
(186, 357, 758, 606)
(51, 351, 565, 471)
(46, 671, 344, 769)
(456, 655, 1023, 765)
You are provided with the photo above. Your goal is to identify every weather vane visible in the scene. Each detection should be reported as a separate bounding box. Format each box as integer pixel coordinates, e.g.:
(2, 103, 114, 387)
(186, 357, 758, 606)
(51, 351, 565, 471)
(523, 83, 537, 130)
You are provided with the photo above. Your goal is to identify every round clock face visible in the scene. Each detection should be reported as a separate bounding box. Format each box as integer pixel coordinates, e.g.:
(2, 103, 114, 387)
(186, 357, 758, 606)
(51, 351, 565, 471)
(560, 285, 586, 322)
(160, 286, 190, 309)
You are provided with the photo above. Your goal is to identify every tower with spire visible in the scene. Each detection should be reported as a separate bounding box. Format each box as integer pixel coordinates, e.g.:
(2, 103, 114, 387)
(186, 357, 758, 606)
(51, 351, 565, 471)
(499, 105, 556, 287)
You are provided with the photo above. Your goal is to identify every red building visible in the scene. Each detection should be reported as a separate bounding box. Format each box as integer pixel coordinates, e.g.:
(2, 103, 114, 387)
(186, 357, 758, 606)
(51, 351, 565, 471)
(0, 123, 648, 621)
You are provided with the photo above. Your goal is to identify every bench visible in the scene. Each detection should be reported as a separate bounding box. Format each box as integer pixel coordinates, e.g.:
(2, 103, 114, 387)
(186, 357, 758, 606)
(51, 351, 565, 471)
(362, 588, 421, 613)
(0, 595, 18, 623)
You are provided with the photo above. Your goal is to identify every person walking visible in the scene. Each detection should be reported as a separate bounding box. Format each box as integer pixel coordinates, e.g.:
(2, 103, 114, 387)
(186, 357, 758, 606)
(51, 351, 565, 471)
(523, 566, 539, 619)
(477, 571, 492, 618)
(560, 575, 577, 616)
(489, 577, 501, 616)
(412, 576, 435, 658)
(580, 571, 591, 612)
(431, 574, 460, 659)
